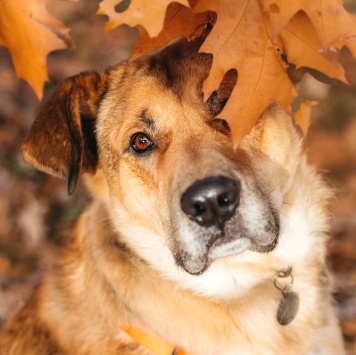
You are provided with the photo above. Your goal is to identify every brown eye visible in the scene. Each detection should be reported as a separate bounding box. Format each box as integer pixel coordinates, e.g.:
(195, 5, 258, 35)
(130, 133, 155, 154)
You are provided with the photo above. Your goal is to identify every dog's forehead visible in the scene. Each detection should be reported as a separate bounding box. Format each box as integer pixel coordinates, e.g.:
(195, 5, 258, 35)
(116, 85, 206, 136)
(99, 37, 218, 143)
(131, 38, 213, 98)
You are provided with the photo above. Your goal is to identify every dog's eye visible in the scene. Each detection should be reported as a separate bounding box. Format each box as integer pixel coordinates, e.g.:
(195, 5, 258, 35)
(130, 133, 155, 154)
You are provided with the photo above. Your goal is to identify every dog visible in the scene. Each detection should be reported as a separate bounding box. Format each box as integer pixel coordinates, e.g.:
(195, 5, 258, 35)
(0, 27, 345, 354)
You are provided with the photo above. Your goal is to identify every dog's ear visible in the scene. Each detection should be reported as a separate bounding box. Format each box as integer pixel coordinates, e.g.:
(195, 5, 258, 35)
(22, 71, 109, 194)
(239, 103, 303, 206)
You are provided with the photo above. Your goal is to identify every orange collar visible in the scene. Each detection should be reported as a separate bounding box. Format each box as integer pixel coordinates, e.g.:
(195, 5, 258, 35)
(122, 326, 188, 355)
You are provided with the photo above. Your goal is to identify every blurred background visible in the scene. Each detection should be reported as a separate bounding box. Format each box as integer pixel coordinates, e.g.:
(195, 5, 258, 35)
(0, 0, 355, 353)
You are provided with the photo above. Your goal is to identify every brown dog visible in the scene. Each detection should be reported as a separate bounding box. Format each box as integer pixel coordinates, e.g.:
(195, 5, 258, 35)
(0, 30, 345, 354)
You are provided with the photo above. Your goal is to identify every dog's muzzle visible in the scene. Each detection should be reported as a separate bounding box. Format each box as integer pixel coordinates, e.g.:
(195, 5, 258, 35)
(180, 175, 240, 231)
(177, 175, 279, 275)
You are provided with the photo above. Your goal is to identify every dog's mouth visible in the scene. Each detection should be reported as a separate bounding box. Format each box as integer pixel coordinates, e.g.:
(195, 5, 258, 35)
(173, 175, 280, 275)
(175, 233, 279, 276)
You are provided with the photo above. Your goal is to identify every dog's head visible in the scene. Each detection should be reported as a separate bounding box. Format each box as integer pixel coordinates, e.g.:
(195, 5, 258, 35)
(22, 35, 302, 278)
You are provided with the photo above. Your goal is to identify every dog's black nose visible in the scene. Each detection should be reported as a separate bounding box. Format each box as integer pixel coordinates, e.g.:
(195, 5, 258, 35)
(180, 176, 240, 228)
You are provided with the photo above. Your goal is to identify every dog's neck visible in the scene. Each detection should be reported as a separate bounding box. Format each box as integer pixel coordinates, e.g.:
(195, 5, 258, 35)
(120, 266, 299, 354)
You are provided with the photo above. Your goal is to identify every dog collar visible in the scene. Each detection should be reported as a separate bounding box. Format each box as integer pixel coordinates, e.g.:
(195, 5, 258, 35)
(121, 325, 188, 355)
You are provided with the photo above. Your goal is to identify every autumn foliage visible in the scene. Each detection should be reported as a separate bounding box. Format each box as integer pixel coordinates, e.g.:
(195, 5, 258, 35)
(1, 0, 356, 142)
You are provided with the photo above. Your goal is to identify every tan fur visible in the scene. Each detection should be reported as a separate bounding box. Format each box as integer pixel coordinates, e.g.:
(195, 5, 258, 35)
(0, 35, 344, 354)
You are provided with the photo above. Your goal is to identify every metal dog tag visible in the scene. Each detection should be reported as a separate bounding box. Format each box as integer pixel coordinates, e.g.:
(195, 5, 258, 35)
(277, 290, 300, 325)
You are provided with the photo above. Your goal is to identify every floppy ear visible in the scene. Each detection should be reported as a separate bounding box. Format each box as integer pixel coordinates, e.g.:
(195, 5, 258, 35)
(22, 71, 109, 194)
(239, 103, 303, 206)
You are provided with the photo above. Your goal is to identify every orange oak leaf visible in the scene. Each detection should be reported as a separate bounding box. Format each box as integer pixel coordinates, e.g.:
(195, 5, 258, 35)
(130, 2, 211, 59)
(261, 0, 356, 58)
(261, 0, 356, 84)
(274, 11, 346, 82)
(98, 0, 190, 38)
(194, 0, 294, 144)
(0, 0, 73, 98)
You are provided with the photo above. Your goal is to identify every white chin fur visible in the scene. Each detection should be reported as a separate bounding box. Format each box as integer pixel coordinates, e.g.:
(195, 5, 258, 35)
(208, 238, 252, 260)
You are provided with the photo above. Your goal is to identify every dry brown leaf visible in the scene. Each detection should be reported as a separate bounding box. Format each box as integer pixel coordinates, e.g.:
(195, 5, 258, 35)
(0, 0, 73, 98)
(98, 0, 190, 37)
(194, 0, 293, 143)
(130, 3, 211, 59)
(261, 0, 356, 58)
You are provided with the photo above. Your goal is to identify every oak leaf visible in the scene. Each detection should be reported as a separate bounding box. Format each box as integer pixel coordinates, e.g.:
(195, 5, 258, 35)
(274, 11, 346, 82)
(130, 2, 211, 59)
(193, 0, 356, 142)
(194, 0, 294, 142)
(261, 0, 356, 58)
(0, 0, 73, 98)
(261, 0, 356, 83)
(98, 0, 190, 37)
